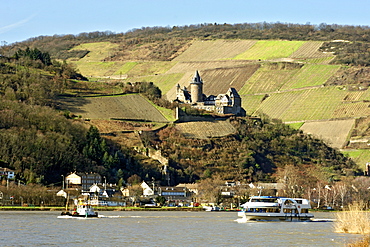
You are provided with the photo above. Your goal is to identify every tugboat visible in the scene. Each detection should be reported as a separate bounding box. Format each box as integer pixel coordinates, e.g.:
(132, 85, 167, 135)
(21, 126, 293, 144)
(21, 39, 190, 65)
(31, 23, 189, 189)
(61, 197, 98, 218)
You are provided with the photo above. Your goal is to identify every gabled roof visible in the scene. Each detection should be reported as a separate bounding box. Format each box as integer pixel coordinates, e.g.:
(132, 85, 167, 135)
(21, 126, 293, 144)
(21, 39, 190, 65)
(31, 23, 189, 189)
(67, 173, 81, 178)
(176, 183, 198, 191)
(159, 186, 187, 193)
(0, 167, 14, 173)
(227, 88, 240, 98)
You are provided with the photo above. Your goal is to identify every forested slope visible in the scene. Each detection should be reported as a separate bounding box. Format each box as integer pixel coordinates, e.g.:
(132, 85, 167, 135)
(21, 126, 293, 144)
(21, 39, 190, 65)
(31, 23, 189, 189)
(150, 117, 360, 183)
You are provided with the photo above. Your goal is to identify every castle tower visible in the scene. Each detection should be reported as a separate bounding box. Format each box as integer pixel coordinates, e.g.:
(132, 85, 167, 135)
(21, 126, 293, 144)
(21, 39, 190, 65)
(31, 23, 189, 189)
(190, 70, 203, 103)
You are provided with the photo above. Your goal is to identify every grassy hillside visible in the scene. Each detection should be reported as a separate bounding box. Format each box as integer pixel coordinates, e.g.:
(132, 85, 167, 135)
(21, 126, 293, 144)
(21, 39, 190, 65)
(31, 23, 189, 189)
(52, 37, 370, 169)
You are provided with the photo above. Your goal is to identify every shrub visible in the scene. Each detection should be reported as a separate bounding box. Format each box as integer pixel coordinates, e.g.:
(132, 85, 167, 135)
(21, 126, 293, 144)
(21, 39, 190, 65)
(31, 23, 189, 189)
(335, 201, 370, 234)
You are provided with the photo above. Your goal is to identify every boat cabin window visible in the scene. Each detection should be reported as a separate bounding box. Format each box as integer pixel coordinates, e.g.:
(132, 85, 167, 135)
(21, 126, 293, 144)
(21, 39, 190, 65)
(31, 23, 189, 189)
(284, 199, 294, 205)
(266, 208, 280, 213)
(247, 207, 280, 213)
(251, 198, 278, 203)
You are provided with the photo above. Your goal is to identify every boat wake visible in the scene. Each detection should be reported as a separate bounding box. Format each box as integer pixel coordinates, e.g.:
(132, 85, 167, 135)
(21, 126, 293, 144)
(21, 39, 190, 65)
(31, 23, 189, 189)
(57, 215, 98, 219)
(310, 218, 336, 222)
(235, 217, 249, 223)
(235, 217, 335, 223)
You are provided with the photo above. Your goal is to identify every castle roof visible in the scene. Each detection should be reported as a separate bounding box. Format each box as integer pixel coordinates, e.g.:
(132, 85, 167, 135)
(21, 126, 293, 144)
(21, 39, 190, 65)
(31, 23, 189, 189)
(228, 88, 240, 98)
(190, 70, 203, 84)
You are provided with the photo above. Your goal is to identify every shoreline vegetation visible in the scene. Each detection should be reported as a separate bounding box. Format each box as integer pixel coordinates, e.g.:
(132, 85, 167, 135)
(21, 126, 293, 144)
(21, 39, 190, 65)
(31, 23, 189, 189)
(335, 202, 370, 247)
(335, 202, 370, 234)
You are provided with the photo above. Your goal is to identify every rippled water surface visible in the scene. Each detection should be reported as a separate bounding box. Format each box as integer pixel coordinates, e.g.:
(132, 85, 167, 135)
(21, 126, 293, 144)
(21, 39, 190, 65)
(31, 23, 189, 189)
(0, 211, 362, 246)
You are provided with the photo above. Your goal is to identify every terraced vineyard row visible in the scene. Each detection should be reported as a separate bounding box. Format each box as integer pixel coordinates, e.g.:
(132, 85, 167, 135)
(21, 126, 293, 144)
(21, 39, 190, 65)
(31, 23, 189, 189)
(249, 87, 370, 122)
(241, 95, 267, 115)
(300, 119, 355, 149)
(239, 63, 341, 95)
(253, 87, 347, 121)
(113, 62, 138, 76)
(303, 57, 335, 64)
(166, 60, 254, 73)
(200, 65, 260, 95)
(290, 41, 332, 58)
(252, 90, 305, 121)
(343, 91, 366, 101)
(281, 64, 341, 89)
(174, 40, 257, 61)
(58, 95, 169, 122)
(239, 67, 299, 94)
(280, 87, 346, 121)
(233, 40, 305, 60)
(73, 61, 126, 77)
(128, 73, 185, 95)
(122, 61, 177, 78)
(358, 88, 370, 101)
(332, 102, 370, 118)
(175, 121, 236, 139)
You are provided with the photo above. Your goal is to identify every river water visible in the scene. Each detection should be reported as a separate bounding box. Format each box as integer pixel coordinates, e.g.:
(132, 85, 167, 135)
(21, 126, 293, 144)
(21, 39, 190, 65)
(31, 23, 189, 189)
(0, 211, 362, 246)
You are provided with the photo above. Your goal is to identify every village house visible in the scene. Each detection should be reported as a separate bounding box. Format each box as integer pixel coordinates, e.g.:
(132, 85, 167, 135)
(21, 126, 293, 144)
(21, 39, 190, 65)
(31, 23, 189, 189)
(65, 172, 81, 187)
(65, 172, 102, 191)
(80, 173, 102, 191)
(120, 187, 131, 197)
(136, 181, 194, 206)
(86, 183, 123, 206)
(176, 183, 198, 195)
(89, 183, 117, 197)
(175, 70, 245, 116)
(158, 186, 188, 198)
(0, 167, 15, 180)
(141, 181, 155, 197)
(158, 186, 191, 206)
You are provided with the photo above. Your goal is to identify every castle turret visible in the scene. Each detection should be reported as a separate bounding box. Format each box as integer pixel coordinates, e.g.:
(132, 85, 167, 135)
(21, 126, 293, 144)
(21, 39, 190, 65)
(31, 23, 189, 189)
(190, 70, 203, 103)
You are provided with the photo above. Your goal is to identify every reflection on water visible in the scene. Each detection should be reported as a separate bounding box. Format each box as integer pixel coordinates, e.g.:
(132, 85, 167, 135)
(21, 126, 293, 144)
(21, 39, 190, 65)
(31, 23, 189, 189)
(0, 211, 362, 246)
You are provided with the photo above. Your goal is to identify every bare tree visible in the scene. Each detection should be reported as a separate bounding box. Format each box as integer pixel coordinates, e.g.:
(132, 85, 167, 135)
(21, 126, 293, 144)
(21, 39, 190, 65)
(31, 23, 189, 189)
(335, 181, 349, 208)
(275, 165, 305, 198)
(196, 174, 224, 205)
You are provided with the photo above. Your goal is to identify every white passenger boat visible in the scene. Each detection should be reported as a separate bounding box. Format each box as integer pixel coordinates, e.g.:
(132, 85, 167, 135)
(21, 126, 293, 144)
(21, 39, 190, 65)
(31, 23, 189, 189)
(238, 196, 314, 221)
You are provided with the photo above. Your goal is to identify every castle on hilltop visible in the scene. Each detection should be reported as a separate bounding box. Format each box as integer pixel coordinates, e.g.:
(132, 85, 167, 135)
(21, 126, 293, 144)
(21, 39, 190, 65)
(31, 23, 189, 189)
(175, 71, 245, 116)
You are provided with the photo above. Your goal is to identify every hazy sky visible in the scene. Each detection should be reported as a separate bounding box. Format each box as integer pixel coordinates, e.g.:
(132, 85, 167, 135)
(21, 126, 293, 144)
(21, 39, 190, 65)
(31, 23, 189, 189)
(1, 0, 369, 44)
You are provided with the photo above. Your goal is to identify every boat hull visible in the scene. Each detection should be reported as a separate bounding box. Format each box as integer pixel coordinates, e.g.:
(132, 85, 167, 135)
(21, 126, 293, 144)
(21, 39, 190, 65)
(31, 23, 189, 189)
(61, 211, 99, 218)
(241, 212, 314, 221)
